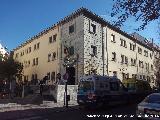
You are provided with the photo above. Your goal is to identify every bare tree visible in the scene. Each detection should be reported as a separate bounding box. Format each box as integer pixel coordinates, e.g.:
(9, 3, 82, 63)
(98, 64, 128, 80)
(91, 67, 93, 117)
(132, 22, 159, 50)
(111, 0, 160, 30)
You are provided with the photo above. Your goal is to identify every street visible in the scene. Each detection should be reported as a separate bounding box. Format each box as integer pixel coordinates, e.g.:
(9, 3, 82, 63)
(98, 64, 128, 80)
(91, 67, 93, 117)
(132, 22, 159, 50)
(0, 103, 138, 120)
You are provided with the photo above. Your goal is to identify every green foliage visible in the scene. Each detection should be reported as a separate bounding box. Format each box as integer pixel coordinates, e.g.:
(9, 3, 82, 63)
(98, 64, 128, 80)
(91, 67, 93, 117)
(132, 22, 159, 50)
(0, 56, 23, 81)
(111, 0, 160, 30)
(154, 57, 160, 86)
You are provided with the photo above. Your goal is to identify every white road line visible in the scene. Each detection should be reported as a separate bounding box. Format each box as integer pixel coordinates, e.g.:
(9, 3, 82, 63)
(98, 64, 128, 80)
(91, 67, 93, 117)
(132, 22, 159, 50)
(16, 116, 43, 120)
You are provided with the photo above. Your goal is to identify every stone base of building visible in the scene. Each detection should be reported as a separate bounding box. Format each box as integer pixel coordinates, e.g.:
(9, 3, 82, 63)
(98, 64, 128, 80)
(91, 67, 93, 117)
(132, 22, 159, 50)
(52, 85, 78, 103)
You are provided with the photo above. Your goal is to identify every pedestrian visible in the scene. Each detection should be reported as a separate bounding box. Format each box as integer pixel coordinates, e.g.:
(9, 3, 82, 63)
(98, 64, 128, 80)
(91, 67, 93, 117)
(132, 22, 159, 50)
(39, 80, 43, 96)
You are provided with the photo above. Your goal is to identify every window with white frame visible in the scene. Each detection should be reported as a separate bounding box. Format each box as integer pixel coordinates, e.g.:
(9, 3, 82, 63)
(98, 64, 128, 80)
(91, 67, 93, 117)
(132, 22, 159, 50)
(144, 50, 148, 57)
(111, 52, 116, 61)
(91, 45, 97, 56)
(52, 52, 56, 61)
(139, 60, 144, 68)
(111, 34, 115, 43)
(138, 47, 142, 54)
(90, 23, 96, 34)
(120, 38, 127, 48)
(130, 43, 136, 51)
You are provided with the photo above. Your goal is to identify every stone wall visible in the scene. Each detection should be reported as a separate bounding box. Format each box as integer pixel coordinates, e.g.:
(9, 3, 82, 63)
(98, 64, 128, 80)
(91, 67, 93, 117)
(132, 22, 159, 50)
(56, 85, 78, 103)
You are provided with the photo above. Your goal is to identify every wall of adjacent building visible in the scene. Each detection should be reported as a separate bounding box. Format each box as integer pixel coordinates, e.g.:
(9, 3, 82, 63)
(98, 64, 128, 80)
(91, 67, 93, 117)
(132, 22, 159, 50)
(13, 26, 60, 84)
(106, 27, 155, 87)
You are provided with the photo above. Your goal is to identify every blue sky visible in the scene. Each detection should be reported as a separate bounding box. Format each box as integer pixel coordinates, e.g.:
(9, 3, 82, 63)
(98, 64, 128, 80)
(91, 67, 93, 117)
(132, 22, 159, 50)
(0, 0, 159, 51)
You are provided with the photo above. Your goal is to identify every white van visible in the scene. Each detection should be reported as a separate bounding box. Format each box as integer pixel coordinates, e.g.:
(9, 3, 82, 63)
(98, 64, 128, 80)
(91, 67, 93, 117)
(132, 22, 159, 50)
(77, 75, 128, 107)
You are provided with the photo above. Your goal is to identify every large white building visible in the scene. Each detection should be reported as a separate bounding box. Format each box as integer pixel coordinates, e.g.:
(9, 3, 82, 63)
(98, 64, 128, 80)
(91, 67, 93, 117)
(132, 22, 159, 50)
(13, 8, 160, 87)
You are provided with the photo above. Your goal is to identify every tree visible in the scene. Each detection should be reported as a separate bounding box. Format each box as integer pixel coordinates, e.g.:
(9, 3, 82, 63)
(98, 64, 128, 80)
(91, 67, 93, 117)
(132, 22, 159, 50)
(0, 56, 23, 95)
(111, 0, 160, 30)
(154, 57, 160, 87)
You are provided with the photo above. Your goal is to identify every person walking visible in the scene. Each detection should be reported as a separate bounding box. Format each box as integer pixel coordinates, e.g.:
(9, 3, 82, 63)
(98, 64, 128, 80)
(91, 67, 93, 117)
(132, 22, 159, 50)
(39, 80, 43, 96)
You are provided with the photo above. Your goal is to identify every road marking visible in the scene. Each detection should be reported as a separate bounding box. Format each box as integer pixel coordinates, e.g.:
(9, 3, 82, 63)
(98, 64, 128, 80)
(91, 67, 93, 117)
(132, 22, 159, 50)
(16, 116, 44, 120)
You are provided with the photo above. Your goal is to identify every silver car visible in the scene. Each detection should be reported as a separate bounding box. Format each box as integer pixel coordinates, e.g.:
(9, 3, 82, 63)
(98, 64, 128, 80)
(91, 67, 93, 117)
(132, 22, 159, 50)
(136, 93, 160, 120)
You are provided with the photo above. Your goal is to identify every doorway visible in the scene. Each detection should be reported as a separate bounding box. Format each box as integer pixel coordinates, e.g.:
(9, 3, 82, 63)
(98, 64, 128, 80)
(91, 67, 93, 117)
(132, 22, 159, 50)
(66, 67, 75, 85)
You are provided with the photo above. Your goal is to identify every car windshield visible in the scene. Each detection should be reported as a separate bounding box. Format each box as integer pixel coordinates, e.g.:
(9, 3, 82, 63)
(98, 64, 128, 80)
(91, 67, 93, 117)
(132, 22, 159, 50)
(78, 81, 94, 91)
(143, 94, 160, 104)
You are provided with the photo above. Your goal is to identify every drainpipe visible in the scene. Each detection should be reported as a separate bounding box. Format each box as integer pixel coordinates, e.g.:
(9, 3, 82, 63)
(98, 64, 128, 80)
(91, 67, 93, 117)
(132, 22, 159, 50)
(101, 25, 104, 76)
(105, 26, 109, 76)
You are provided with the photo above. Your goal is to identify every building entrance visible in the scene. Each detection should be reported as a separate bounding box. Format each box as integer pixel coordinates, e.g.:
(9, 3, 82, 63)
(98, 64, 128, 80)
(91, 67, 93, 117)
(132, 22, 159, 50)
(66, 67, 75, 85)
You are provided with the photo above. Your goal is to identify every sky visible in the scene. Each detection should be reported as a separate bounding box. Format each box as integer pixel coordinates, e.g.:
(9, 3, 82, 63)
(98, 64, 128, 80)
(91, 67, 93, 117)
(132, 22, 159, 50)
(0, 0, 159, 51)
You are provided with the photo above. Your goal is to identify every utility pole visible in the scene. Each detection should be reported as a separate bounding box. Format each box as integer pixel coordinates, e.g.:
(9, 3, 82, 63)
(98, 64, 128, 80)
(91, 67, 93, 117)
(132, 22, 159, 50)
(101, 25, 105, 76)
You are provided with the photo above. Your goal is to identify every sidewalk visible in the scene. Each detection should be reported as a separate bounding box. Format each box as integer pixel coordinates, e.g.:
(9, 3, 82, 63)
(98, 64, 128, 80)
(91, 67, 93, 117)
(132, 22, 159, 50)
(0, 100, 78, 112)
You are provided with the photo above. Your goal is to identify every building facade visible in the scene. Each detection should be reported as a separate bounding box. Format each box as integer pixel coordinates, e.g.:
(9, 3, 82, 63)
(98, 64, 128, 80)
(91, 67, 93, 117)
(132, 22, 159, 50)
(13, 8, 160, 87)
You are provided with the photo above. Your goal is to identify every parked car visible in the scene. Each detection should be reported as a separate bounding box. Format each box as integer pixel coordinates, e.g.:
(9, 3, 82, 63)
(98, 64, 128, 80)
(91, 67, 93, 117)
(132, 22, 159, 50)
(136, 93, 160, 120)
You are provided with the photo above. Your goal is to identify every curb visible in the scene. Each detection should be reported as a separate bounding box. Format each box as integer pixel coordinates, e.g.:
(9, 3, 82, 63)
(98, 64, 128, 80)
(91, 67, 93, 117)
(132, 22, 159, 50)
(0, 101, 79, 113)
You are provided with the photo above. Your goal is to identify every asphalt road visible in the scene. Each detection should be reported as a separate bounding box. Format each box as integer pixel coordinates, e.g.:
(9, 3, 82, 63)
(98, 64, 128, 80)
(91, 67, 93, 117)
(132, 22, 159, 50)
(0, 103, 138, 120)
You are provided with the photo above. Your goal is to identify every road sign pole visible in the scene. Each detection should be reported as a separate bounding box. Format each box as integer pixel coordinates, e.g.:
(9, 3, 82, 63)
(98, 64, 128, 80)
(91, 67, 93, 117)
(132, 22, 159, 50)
(63, 73, 69, 108)
(65, 81, 68, 108)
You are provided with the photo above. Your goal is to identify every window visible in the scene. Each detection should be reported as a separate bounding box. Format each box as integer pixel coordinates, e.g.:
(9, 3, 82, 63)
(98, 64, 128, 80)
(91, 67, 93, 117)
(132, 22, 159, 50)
(33, 58, 38, 66)
(35, 74, 37, 80)
(121, 55, 125, 63)
(144, 50, 148, 57)
(125, 56, 128, 64)
(151, 64, 153, 71)
(69, 24, 74, 34)
(139, 75, 142, 79)
(111, 34, 115, 42)
(53, 34, 57, 42)
(138, 47, 142, 54)
(47, 72, 50, 80)
(132, 74, 137, 78)
(52, 52, 56, 61)
(145, 63, 149, 71)
(150, 53, 153, 59)
(37, 43, 40, 49)
(48, 53, 51, 62)
(130, 43, 136, 51)
(69, 46, 74, 56)
(131, 58, 136, 66)
(121, 54, 128, 64)
(147, 76, 150, 82)
(25, 49, 28, 54)
(91, 45, 97, 56)
(113, 71, 117, 77)
(49, 36, 52, 43)
(90, 23, 96, 33)
(139, 60, 144, 68)
(33, 58, 35, 66)
(35, 57, 38, 65)
(28, 60, 30, 67)
(120, 38, 127, 48)
(126, 73, 129, 79)
(112, 52, 116, 61)
(15, 53, 19, 59)
(34, 44, 36, 50)
(51, 72, 56, 81)
(29, 47, 31, 53)
(122, 73, 126, 80)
